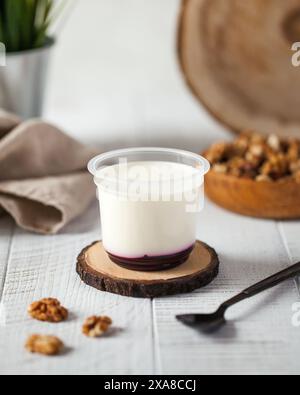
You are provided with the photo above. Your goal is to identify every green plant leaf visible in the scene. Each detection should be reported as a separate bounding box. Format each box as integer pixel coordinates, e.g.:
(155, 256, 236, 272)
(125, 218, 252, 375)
(0, 0, 65, 52)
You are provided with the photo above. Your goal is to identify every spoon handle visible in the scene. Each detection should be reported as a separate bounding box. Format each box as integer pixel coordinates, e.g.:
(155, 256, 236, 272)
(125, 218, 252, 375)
(222, 261, 300, 309)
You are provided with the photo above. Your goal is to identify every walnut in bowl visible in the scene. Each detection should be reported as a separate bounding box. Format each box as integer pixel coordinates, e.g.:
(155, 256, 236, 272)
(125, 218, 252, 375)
(204, 132, 300, 219)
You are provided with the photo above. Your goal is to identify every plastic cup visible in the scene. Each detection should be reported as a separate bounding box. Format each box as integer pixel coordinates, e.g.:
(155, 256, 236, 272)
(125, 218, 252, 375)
(88, 148, 210, 271)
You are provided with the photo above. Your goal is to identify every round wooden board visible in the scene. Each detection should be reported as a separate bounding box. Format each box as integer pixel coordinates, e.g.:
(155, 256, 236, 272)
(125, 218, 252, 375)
(178, 0, 300, 138)
(77, 241, 219, 298)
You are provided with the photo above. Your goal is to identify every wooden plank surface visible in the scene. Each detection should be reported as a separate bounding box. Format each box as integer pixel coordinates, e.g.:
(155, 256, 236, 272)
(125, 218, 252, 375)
(0, 203, 154, 375)
(0, 217, 14, 298)
(278, 222, 300, 296)
(153, 202, 300, 375)
(0, 200, 299, 374)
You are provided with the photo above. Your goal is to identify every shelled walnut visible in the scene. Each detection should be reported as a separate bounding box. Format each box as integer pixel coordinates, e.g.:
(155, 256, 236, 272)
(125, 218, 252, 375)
(82, 316, 112, 338)
(28, 298, 68, 323)
(204, 132, 300, 182)
(25, 334, 64, 356)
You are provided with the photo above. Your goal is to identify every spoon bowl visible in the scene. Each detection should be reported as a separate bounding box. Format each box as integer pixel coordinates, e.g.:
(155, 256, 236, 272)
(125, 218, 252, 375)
(177, 309, 226, 332)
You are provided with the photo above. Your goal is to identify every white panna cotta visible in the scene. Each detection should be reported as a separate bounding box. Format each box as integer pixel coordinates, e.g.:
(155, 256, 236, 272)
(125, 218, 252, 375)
(93, 160, 205, 270)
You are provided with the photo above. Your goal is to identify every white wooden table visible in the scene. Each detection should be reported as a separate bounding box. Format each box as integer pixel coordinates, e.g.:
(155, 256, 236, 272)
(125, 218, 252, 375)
(0, 0, 300, 375)
(0, 200, 299, 375)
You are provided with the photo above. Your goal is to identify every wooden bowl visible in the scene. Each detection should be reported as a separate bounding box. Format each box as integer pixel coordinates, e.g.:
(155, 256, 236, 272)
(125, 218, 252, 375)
(205, 171, 300, 219)
(178, 0, 300, 138)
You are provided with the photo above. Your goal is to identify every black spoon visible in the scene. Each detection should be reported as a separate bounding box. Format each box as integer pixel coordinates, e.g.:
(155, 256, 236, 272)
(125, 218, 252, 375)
(177, 261, 300, 332)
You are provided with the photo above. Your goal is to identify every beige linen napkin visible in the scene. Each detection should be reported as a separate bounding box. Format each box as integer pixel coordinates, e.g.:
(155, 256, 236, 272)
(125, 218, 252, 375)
(0, 110, 97, 234)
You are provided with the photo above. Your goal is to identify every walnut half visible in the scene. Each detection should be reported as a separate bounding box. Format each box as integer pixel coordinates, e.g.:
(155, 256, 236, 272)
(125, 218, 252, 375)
(25, 334, 64, 356)
(82, 316, 112, 338)
(28, 298, 68, 323)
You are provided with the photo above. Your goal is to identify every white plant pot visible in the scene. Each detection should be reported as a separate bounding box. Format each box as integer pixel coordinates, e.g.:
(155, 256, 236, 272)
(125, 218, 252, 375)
(0, 39, 55, 119)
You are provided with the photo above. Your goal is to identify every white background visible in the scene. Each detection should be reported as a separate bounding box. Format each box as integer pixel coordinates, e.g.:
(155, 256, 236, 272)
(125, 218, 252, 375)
(45, 0, 227, 152)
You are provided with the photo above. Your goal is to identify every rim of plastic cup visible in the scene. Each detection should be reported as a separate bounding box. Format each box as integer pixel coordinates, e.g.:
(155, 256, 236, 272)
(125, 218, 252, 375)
(88, 147, 210, 184)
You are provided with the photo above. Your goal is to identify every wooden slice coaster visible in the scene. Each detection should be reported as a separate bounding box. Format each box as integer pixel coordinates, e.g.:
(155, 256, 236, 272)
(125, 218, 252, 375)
(77, 241, 219, 298)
